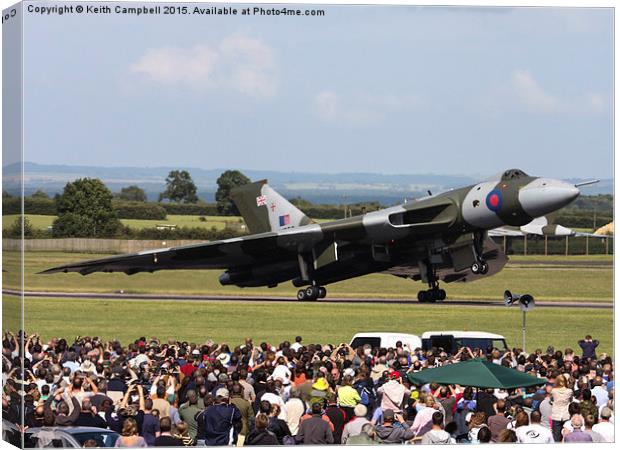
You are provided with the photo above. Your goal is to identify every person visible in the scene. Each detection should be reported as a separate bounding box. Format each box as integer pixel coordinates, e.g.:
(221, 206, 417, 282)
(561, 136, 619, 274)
(578, 335, 599, 360)
(563, 414, 593, 442)
(487, 399, 510, 442)
(515, 410, 553, 443)
(375, 409, 415, 444)
(201, 388, 242, 446)
(295, 402, 334, 445)
(341, 404, 371, 444)
(245, 413, 279, 446)
(467, 412, 488, 444)
(114, 417, 147, 447)
(477, 426, 492, 443)
(178, 389, 201, 441)
(377, 371, 409, 413)
(497, 429, 517, 443)
(345, 423, 380, 445)
(550, 375, 573, 442)
(592, 406, 614, 442)
(74, 397, 107, 429)
(173, 421, 195, 446)
(229, 383, 253, 437)
(583, 414, 605, 442)
(336, 375, 361, 420)
(580, 389, 598, 421)
(591, 377, 610, 408)
(421, 411, 452, 444)
(154, 417, 183, 446)
(139, 399, 161, 446)
(284, 388, 305, 436)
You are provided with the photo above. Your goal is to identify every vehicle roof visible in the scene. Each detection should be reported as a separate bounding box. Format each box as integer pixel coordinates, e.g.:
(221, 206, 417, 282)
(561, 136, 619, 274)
(351, 332, 421, 339)
(421, 331, 505, 339)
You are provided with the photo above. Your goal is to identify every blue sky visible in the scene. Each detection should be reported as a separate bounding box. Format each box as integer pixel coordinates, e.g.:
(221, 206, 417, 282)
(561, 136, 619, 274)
(18, 3, 614, 178)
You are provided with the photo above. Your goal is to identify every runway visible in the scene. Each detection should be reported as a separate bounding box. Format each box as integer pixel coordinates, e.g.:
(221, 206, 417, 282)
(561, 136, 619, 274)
(3, 289, 612, 309)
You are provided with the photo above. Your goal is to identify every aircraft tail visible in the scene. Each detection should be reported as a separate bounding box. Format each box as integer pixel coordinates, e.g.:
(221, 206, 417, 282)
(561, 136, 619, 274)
(230, 180, 313, 234)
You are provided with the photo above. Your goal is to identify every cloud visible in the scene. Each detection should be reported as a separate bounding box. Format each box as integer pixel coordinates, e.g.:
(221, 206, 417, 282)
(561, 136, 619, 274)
(130, 34, 276, 98)
(314, 91, 419, 125)
(512, 70, 562, 113)
(509, 69, 607, 115)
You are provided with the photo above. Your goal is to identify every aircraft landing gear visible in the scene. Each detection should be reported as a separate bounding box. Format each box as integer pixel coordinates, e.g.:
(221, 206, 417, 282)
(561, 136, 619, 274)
(417, 287, 446, 303)
(417, 260, 446, 303)
(470, 231, 489, 274)
(297, 285, 327, 301)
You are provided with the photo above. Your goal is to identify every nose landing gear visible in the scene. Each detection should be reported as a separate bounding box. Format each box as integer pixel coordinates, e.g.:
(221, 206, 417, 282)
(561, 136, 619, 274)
(470, 231, 489, 274)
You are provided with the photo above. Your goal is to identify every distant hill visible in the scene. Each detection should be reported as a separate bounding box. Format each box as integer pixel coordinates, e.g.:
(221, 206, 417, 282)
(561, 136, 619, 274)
(2, 162, 613, 205)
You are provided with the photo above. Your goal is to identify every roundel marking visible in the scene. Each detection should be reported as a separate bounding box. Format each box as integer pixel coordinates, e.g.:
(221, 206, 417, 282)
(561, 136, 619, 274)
(485, 189, 503, 212)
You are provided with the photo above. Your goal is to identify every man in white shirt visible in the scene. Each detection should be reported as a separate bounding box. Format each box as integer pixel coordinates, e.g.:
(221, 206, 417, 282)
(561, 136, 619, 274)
(516, 411, 554, 444)
(290, 336, 303, 352)
(592, 407, 614, 443)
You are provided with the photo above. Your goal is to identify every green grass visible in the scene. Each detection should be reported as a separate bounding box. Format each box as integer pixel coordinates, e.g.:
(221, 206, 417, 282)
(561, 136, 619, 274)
(3, 214, 245, 231)
(11, 296, 612, 355)
(1, 251, 613, 302)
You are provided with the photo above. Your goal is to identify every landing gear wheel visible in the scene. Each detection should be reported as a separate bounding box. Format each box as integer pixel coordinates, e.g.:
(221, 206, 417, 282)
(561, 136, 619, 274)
(471, 262, 481, 274)
(438, 289, 447, 301)
(318, 287, 327, 299)
(305, 286, 320, 301)
(297, 289, 307, 301)
(417, 290, 428, 303)
(480, 262, 489, 275)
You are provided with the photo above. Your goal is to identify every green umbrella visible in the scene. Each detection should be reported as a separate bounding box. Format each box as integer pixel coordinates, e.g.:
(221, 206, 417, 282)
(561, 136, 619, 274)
(406, 358, 546, 389)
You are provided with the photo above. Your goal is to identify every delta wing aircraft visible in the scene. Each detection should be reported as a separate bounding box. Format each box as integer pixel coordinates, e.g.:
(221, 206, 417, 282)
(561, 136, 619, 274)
(42, 169, 584, 302)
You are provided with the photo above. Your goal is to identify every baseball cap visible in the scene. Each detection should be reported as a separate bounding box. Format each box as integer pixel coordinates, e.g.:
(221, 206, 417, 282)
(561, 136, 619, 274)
(215, 388, 230, 399)
(388, 370, 401, 380)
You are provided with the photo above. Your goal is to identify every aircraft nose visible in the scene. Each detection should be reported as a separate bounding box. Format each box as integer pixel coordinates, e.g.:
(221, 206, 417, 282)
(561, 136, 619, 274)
(518, 178, 580, 218)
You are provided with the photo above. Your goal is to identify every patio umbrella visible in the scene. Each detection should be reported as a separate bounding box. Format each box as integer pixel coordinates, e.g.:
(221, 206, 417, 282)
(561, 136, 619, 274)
(406, 358, 545, 389)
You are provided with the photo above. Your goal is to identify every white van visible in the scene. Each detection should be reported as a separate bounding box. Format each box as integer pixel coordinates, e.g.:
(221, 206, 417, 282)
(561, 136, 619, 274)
(421, 331, 508, 353)
(349, 332, 422, 350)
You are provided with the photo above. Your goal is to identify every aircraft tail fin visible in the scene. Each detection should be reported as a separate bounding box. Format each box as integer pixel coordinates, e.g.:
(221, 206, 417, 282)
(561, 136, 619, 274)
(230, 180, 313, 234)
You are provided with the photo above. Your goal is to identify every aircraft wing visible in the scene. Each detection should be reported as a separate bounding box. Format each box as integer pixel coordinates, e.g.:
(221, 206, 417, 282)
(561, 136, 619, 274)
(39, 232, 292, 276)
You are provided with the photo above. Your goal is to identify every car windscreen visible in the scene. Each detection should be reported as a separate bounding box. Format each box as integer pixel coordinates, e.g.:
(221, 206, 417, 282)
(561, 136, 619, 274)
(455, 338, 505, 352)
(350, 337, 381, 349)
(72, 432, 119, 448)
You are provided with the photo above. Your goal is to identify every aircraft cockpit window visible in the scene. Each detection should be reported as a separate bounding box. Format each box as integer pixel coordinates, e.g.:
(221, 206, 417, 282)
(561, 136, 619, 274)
(501, 169, 529, 180)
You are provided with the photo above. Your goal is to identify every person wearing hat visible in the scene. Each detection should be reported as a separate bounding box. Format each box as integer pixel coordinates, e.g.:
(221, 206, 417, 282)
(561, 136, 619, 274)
(309, 375, 332, 407)
(377, 370, 410, 413)
(592, 406, 614, 442)
(201, 387, 242, 446)
(341, 404, 371, 444)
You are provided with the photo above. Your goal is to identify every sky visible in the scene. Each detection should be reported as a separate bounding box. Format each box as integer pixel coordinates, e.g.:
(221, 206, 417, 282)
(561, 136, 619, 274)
(12, 2, 615, 178)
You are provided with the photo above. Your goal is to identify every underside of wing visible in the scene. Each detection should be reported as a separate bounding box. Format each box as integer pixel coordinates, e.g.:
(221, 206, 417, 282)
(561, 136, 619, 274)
(384, 236, 507, 284)
(39, 233, 288, 276)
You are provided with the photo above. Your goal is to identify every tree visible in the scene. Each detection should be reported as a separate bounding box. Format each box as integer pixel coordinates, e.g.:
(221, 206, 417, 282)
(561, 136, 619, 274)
(159, 170, 198, 203)
(5, 216, 34, 238)
(31, 190, 49, 199)
(52, 178, 121, 237)
(119, 185, 147, 202)
(215, 170, 251, 215)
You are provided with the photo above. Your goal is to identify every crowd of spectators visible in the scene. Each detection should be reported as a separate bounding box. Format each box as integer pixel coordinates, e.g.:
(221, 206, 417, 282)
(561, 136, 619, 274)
(2, 331, 614, 446)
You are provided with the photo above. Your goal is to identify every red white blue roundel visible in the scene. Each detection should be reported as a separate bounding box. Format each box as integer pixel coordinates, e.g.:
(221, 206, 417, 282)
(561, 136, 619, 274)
(485, 189, 503, 212)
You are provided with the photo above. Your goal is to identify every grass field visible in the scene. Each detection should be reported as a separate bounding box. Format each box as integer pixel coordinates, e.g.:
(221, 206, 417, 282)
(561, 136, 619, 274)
(1, 251, 613, 302)
(2, 295, 611, 355)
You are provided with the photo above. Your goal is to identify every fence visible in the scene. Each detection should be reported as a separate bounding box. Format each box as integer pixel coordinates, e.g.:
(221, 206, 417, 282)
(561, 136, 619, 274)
(502, 235, 613, 256)
(2, 238, 204, 254)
